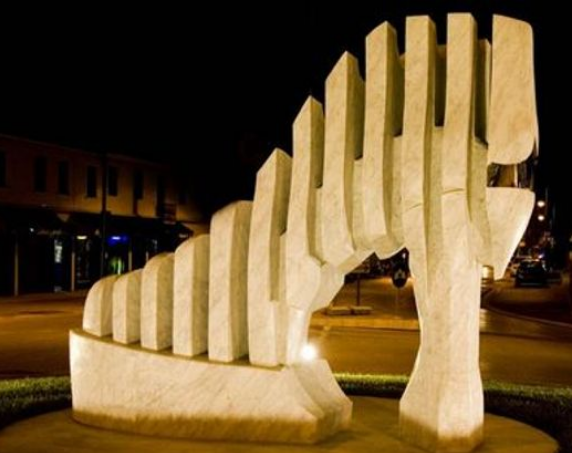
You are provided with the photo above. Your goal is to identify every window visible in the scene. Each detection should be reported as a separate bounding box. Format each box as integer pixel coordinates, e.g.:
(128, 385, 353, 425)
(86, 165, 97, 198)
(33, 156, 47, 192)
(156, 175, 165, 216)
(57, 161, 70, 195)
(178, 183, 187, 205)
(157, 175, 165, 204)
(0, 151, 5, 187)
(133, 170, 144, 200)
(108, 166, 118, 196)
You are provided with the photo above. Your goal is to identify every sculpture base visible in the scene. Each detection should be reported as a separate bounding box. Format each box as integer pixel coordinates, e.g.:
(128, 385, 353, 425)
(0, 398, 558, 453)
(400, 413, 483, 453)
(70, 330, 352, 444)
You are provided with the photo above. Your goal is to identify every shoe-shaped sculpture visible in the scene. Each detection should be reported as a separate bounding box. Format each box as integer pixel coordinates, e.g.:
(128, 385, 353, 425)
(71, 13, 537, 452)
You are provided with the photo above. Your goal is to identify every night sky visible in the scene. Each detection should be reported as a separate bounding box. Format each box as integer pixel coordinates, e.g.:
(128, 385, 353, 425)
(0, 3, 568, 240)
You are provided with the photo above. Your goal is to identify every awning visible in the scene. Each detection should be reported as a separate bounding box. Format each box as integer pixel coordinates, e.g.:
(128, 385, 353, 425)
(0, 208, 194, 240)
(65, 212, 100, 236)
(108, 216, 162, 238)
(63, 213, 159, 238)
(168, 221, 193, 238)
(0, 206, 65, 234)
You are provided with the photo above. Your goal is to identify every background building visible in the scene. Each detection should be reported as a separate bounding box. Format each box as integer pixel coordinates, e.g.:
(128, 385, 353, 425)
(0, 135, 205, 296)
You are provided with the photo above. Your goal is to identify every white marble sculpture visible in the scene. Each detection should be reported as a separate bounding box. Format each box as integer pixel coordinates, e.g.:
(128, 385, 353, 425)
(71, 13, 537, 452)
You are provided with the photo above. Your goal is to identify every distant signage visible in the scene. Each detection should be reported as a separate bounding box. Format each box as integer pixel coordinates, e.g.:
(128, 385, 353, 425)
(392, 267, 408, 289)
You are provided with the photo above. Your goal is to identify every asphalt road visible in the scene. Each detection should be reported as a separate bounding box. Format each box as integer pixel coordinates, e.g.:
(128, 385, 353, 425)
(0, 296, 84, 378)
(0, 277, 571, 386)
(309, 326, 572, 386)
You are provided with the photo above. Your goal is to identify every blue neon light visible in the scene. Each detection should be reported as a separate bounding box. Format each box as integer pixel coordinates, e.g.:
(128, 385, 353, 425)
(107, 235, 129, 246)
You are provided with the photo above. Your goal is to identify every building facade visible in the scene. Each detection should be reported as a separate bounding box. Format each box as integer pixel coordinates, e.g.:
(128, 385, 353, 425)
(0, 134, 205, 296)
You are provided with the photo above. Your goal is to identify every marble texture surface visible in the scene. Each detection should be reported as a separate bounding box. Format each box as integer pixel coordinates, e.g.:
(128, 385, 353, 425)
(361, 22, 404, 258)
(173, 235, 210, 357)
(285, 98, 345, 365)
(400, 14, 436, 324)
(399, 14, 537, 453)
(70, 329, 351, 444)
(486, 188, 535, 279)
(321, 52, 369, 273)
(399, 16, 486, 453)
(112, 270, 142, 344)
(140, 253, 174, 351)
(475, 39, 491, 143)
(468, 140, 492, 266)
(82, 275, 119, 337)
(488, 16, 538, 165)
(209, 201, 252, 362)
(248, 150, 292, 367)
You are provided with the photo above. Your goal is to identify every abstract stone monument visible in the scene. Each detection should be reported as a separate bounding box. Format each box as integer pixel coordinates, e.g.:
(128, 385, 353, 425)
(71, 13, 537, 452)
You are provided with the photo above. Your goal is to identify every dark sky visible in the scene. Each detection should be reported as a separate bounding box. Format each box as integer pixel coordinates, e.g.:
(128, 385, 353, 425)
(0, 2, 568, 239)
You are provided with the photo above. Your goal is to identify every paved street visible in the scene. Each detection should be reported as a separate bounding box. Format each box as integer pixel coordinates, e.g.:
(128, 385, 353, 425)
(0, 276, 571, 386)
(0, 293, 85, 378)
(309, 326, 572, 386)
(485, 274, 572, 324)
(308, 274, 572, 386)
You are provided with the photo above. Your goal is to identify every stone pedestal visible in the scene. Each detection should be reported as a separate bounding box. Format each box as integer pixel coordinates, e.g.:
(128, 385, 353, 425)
(70, 330, 351, 444)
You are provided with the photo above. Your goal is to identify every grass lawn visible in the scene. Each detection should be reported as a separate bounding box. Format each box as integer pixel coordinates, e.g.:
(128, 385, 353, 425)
(0, 377, 71, 429)
(1, 375, 570, 451)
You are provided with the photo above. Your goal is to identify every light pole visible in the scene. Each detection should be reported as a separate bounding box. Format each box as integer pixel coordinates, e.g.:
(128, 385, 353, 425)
(99, 151, 108, 278)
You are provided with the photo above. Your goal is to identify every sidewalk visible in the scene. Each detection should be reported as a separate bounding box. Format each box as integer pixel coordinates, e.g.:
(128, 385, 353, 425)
(311, 277, 419, 331)
(310, 276, 572, 342)
(0, 290, 87, 305)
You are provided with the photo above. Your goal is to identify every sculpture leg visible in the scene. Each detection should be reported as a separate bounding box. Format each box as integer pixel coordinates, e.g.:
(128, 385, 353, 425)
(400, 240, 483, 452)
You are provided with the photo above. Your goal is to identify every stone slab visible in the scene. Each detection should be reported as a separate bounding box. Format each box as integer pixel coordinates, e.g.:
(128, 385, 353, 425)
(285, 98, 346, 365)
(140, 253, 174, 351)
(70, 330, 351, 444)
(112, 270, 142, 344)
(82, 275, 119, 337)
(173, 235, 210, 357)
(350, 305, 372, 315)
(208, 201, 252, 362)
(326, 306, 352, 316)
(488, 15, 538, 164)
(248, 150, 292, 366)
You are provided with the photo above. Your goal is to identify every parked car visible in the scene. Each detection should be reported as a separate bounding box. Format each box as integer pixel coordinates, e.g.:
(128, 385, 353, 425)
(509, 256, 529, 277)
(515, 259, 548, 287)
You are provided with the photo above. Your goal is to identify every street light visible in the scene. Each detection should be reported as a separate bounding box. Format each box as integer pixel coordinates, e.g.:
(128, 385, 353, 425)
(537, 200, 545, 208)
(100, 151, 108, 278)
(537, 214, 545, 222)
(300, 344, 317, 361)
